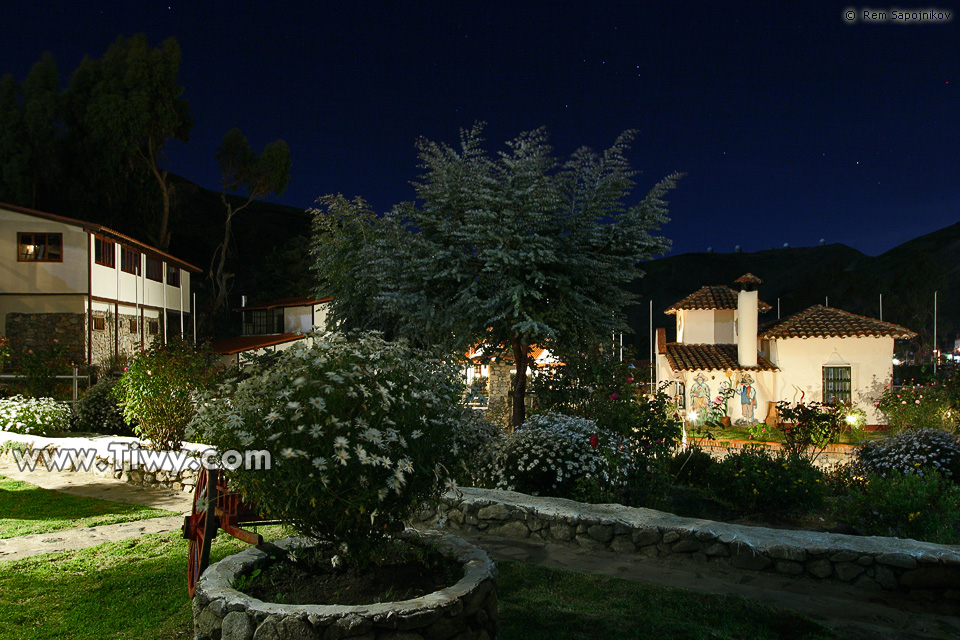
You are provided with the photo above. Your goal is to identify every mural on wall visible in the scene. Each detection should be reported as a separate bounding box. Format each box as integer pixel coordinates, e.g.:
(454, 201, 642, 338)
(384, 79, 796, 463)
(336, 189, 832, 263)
(737, 373, 757, 423)
(690, 373, 710, 425)
(716, 378, 732, 418)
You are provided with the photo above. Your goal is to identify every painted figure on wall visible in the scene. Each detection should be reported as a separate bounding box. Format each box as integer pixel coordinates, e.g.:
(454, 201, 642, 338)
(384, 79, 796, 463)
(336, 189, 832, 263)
(716, 379, 732, 417)
(690, 373, 710, 425)
(738, 374, 757, 422)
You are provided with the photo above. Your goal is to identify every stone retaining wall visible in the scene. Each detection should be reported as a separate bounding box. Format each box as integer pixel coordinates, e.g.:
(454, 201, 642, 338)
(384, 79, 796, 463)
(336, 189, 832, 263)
(193, 532, 498, 640)
(412, 488, 960, 600)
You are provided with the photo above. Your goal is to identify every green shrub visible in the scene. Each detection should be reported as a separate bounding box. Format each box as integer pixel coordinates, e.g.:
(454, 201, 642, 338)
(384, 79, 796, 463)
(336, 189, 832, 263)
(189, 332, 467, 564)
(875, 382, 956, 432)
(113, 341, 221, 450)
(449, 409, 502, 486)
(854, 427, 960, 482)
(16, 340, 73, 399)
(476, 412, 610, 497)
(707, 446, 826, 516)
(841, 470, 960, 543)
(668, 446, 716, 488)
(71, 377, 136, 436)
(774, 401, 842, 462)
(0, 395, 71, 436)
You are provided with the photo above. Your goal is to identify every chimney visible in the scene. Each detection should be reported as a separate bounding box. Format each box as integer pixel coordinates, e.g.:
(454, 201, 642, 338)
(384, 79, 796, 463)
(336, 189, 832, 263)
(735, 274, 762, 368)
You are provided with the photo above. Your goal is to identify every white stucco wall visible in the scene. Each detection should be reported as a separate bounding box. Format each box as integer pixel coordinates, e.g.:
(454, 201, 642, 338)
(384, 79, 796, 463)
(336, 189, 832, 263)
(0, 209, 89, 295)
(772, 336, 893, 424)
(677, 309, 736, 345)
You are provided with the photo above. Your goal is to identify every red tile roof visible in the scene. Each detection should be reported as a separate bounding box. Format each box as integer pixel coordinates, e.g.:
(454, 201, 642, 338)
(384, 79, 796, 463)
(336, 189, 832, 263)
(664, 343, 779, 372)
(759, 305, 916, 340)
(210, 333, 304, 355)
(665, 286, 772, 314)
(238, 296, 332, 311)
(0, 200, 202, 273)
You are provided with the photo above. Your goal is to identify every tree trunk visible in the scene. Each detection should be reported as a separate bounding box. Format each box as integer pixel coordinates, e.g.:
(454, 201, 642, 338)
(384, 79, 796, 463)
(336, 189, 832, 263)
(510, 336, 529, 429)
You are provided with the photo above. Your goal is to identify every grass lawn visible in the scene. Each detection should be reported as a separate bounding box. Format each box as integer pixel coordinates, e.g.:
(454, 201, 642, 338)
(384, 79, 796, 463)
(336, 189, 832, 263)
(693, 426, 885, 446)
(0, 530, 843, 640)
(0, 475, 175, 538)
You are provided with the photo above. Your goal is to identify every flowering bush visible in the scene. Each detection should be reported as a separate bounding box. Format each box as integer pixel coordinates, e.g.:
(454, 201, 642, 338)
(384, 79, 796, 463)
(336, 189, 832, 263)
(0, 395, 71, 435)
(190, 332, 467, 561)
(71, 377, 136, 436)
(17, 339, 73, 399)
(113, 340, 221, 450)
(707, 446, 826, 516)
(854, 427, 960, 482)
(841, 470, 960, 544)
(475, 412, 611, 497)
(448, 409, 503, 486)
(875, 382, 956, 432)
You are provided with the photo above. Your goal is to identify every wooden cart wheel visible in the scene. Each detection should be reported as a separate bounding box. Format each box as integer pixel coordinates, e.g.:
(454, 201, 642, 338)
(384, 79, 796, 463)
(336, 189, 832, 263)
(184, 467, 219, 598)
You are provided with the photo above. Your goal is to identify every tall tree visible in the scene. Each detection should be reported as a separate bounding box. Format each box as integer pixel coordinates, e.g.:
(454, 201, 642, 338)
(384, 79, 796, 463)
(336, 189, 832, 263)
(0, 53, 61, 209)
(313, 124, 678, 427)
(209, 128, 291, 321)
(63, 34, 191, 248)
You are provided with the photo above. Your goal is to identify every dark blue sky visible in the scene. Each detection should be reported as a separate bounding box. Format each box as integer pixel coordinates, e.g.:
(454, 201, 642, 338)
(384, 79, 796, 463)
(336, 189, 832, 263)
(4, 1, 958, 256)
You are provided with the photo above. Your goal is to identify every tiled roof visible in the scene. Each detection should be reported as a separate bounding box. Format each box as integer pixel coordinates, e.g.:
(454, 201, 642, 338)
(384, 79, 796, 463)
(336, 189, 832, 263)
(466, 344, 552, 363)
(0, 201, 202, 273)
(239, 296, 332, 311)
(734, 273, 763, 284)
(210, 333, 304, 355)
(665, 286, 772, 314)
(664, 343, 779, 372)
(759, 305, 917, 340)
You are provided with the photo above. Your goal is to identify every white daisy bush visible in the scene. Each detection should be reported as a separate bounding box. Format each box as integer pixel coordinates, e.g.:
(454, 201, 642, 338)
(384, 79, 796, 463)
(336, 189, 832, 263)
(189, 332, 467, 555)
(0, 395, 71, 436)
(476, 412, 617, 496)
(855, 427, 960, 482)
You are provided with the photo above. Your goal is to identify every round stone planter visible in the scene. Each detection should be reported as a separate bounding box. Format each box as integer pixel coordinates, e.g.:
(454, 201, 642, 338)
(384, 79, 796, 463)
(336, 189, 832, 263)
(192, 529, 498, 640)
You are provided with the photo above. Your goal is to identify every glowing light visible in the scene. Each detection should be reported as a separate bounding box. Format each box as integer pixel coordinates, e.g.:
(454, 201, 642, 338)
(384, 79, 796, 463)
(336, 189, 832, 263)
(845, 414, 858, 426)
(688, 410, 699, 422)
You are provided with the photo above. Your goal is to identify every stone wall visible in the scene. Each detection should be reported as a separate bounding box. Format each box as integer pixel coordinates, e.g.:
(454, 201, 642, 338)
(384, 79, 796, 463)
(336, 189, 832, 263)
(413, 488, 960, 600)
(5, 312, 85, 366)
(89, 311, 164, 368)
(193, 532, 499, 640)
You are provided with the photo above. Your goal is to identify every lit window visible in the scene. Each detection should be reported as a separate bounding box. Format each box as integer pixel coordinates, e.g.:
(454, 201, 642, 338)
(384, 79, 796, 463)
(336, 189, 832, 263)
(18, 233, 62, 262)
(823, 366, 852, 405)
(95, 236, 115, 268)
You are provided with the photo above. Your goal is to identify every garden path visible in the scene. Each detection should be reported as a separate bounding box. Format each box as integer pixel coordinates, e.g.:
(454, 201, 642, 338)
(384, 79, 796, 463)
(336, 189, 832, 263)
(0, 459, 190, 561)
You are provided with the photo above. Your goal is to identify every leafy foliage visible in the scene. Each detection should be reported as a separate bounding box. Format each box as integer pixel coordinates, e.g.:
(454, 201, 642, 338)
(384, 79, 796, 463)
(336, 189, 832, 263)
(842, 470, 960, 543)
(113, 341, 220, 450)
(854, 426, 960, 481)
(71, 377, 135, 436)
(707, 446, 826, 516)
(875, 381, 957, 432)
(311, 125, 678, 426)
(667, 445, 716, 488)
(15, 340, 73, 399)
(774, 400, 844, 462)
(0, 396, 71, 436)
(189, 332, 467, 564)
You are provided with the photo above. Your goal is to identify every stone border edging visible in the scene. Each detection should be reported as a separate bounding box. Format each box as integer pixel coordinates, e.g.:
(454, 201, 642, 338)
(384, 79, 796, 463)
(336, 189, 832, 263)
(193, 530, 498, 640)
(412, 488, 960, 598)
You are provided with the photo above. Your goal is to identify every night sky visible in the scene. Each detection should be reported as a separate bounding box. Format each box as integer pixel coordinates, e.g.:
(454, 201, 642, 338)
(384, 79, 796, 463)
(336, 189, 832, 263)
(3, 1, 958, 257)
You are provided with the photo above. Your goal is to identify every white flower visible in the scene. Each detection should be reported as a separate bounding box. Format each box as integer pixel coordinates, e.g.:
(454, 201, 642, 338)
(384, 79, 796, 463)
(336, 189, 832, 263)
(308, 397, 326, 411)
(309, 424, 323, 438)
(280, 448, 297, 459)
(264, 411, 282, 424)
(333, 435, 349, 449)
(411, 430, 423, 440)
(312, 457, 328, 471)
(334, 449, 351, 465)
(286, 401, 302, 411)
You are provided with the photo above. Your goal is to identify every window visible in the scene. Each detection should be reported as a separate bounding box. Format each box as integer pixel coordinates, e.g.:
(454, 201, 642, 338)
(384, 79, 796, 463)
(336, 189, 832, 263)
(92, 316, 106, 331)
(166, 263, 180, 287)
(823, 366, 852, 405)
(121, 246, 141, 274)
(148, 319, 160, 335)
(94, 236, 115, 268)
(129, 318, 138, 333)
(18, 232, 62, 262)
(243, 309, 284, 335)
(145, 257, 163, 282)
